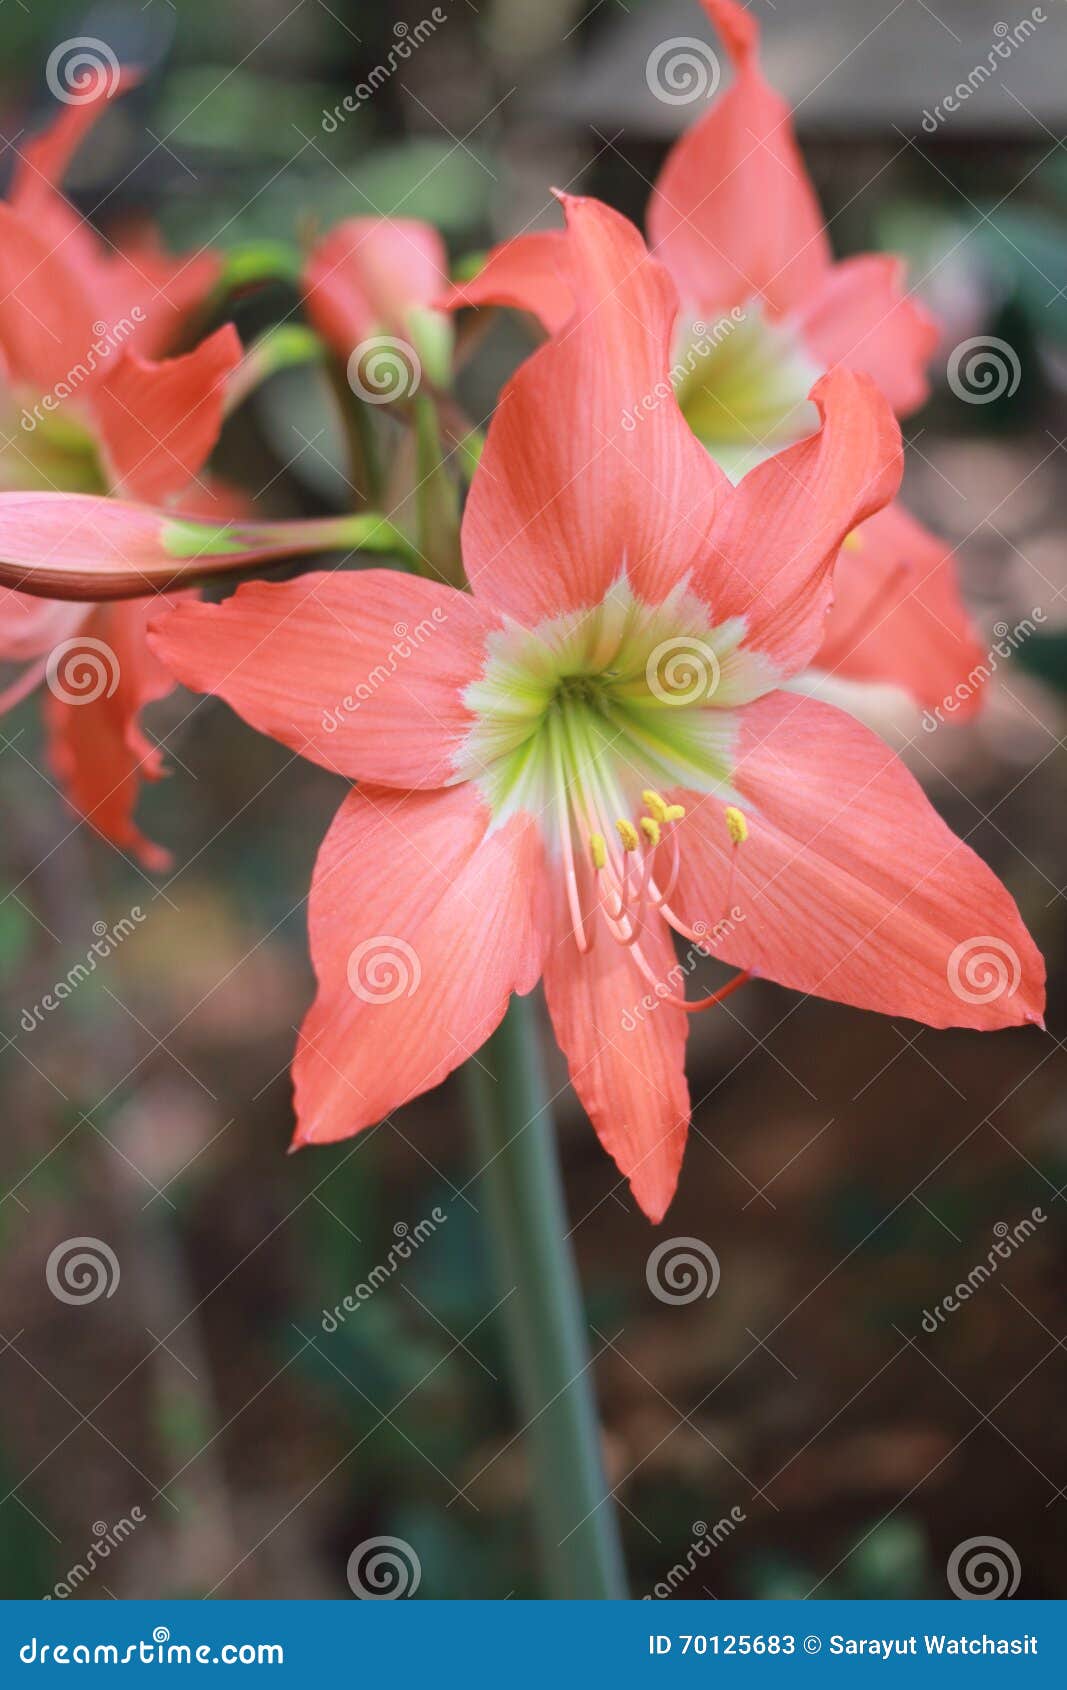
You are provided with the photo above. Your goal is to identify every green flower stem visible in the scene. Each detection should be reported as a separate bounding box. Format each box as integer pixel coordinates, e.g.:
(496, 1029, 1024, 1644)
(413, 395, 463, 586)
(224, 325, 326, 415)
(327, 363, 383, 509)
(464, 992, 628, 1599)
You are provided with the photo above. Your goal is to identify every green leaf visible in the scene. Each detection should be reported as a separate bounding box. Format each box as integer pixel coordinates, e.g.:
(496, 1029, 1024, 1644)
(213, 241, 303, 298)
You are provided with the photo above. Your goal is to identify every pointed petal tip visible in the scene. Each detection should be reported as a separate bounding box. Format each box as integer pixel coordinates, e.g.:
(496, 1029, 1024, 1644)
(1020, 996, 1046, 1033)
(551, 188, 595, 223)
(628, 1130, 687, 1225)
(636, 1186, 673, 1227)
(134, 840, 172, 875)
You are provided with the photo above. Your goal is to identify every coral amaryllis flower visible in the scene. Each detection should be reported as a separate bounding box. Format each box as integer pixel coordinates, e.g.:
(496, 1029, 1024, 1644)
(147, 199, 1043, 1221)
(303, 217, 453, 395)
(0, 71, 237, 866)
(0, 70, 219, 418)
(0, 325, 241, 868)
(443, 0, 985, 720)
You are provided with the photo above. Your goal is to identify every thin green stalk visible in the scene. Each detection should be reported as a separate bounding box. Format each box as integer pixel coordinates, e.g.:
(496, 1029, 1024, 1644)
(327, 363, 383, 509)
(464, 992, 628, 1599)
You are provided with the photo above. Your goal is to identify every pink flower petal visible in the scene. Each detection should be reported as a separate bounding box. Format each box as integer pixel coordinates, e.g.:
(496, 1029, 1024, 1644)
(150, 569, 493, 787)
(292, 783, 548, 1144)
(670, 691, 1045, 1030)
(648, 0, 830, 317)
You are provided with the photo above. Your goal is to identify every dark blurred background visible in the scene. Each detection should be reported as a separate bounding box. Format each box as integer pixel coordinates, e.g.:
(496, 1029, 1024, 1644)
(1, 0, 1066, 1600)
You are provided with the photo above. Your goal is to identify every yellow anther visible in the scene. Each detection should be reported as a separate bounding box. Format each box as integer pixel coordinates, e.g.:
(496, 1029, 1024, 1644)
(842, 529, 864, 553)
(642, 789, 670, 823)
(589, 832, 607, 871)
(724, 805, 748, 845)
(615, 818, 640, 852)
(639, 816, 661, 849)
(664, 803, 686, 822)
